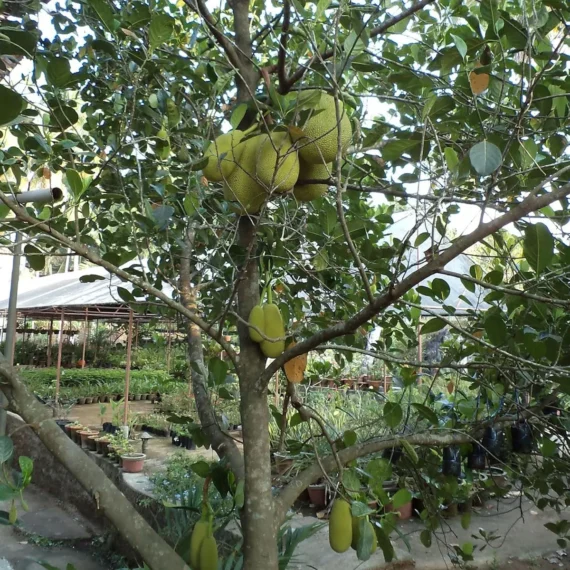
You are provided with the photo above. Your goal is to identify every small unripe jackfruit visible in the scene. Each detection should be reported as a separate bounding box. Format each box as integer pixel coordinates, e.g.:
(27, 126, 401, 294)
(202, 131, 245, 182)
(329, 499, 352, 553)
(223, 134, 267, 214)
(189, 518, 209, 569)
(198, 535, 218, 570)
(293, 91, 352, 165)
(256, 131, 299, 193)
(260, 303, 285, 358)
(248, 305, 265, 343)
(293, 159, 331, 202)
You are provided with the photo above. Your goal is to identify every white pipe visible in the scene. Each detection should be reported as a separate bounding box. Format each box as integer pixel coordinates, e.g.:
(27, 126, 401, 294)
(3, 187, 63, 205)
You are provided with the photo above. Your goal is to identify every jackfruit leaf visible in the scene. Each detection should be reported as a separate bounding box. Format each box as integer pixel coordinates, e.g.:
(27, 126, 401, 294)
(391, 489, 412, 509)
(88, 0, 115, 32)
(420, 318, 447, 335)
(149, 14, 174, 50)
(461, 512, 471, 530)
(484, 312, 507, 346)
(0, 86, 24, 126)
(469, 141, 502, 175)
(46, 58, 71, 88)
(375, 526, 395, 562)
(343, 468, 361, 493)
(383, 402, 402, 429)
(351, 501, 375, 518)
(116, 286, 135, 303)
(190, 461, 211, 478)
(411, 403, 439, 426)
(0, 436, 13, 463)
(343, 429, 357, 447)
(234, 479, 245, 508)
(313, 248, 328, 271)
(19, 456, 33, 486)
(356, 517, 375, 561)
(209, 357, 228, 386)
(230, 104, 248, 129)
(366, 458, 392, 484)
(184, 193, 200, 216)
(444, 147, 459, 171)
(79, 274, 106, 283)
(0, 485, 16, 501)
(65, 168, 83, 198)
(420, 529, 432, 547)
(523, 223, 554, 273)
(24, 244, 45, 271)
(451, 34, 467, 59)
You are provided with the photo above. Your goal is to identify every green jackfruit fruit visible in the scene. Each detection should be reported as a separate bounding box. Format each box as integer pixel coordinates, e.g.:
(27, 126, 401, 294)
(202, 131, 245, 182)
(189, 518, 209, 569)
(248, 305, 265, 343)
(293, 159, 331, 202)
(260, 303, 285, 358)
(329, 499, 352, 553)
(223, 135, 267, 214)
(293, 91, 352, 165)
(198, 535, 218, 570)
(256, 131, 299, 193)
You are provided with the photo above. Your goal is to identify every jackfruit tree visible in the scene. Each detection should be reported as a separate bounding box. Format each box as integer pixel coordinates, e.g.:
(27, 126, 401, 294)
(1, 0, 570, 568)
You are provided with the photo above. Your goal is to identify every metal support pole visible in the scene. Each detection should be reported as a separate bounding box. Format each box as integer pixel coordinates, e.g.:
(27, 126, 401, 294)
(0, 232, 22, 436)
(47, 318, 53, 367)
(166, 321, 172, 373)
(123, 310, 134, 425)
(55, 309, 65, 403)
(81, 307, 88, 367)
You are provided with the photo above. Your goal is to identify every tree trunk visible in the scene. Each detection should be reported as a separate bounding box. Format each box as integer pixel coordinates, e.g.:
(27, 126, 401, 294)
(236, 216, 279, 569)
(0, 360, 189, 570)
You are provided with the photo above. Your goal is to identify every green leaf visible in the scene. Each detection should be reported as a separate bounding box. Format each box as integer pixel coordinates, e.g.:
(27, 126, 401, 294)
(149, 14, 175, 51)
(382, 139, 420, 161)
(0, 29, 37, 57)
(0, 485, 16, 501)
(0, 436, 13, 463)
(88, 0, 116, 32)
(343, 468, 361, 493)
(462, 542, 474, 556)
(313, 248, 328, 271)
(383, 402, 402, 429)
(79, 274, 106, 283)
(375, 526, 395, 562)
(444, 147, 459, 171)
(431, 278, 450, 301)
(367, 458, 392, 485)
(351, 501, 375, 517)
(414, 232, 430, 247)
(391, 489, 412, 509)
(420, 529, 432, 547)
(451, 34, 467, 59)
(411, 403, 439, 426)
(343, 430, 357, 448)
(234, 479, 245, 508)
(183, 193, 200, 216)
(523, 223, 554, 273)
(484, 313, 507, 346)
(230, 104, 248, 129)
(356, 517, 375, 561)
(541, 438, 557, 457)
(24, 245, 45, 271)
(209, 357, 228, 386)
(190, 461, 211, 478)
(461, 512, 471, 530)
(65, 169, 84, 198)
(0, 85, 24, 126)
(46, 58, 71, 88)
(420, 318, 447, 335)
(18, 456, 33, 486)
(469, 141, 502, 176)
(315, 0, 332, 21)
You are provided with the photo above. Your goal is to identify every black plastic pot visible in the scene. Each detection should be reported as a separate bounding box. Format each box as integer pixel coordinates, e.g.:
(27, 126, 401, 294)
(180, 435, 188, 448)
(382, 447, 403, 464)
(186, 438, 195, 450)
(102, 422, 111, 433)
(511, 422, 533, 454)
(442, 446, 461, 477)
(482, 427, 505, 464)
(55, 419, 72, 432)
(467, 443, 486, 470)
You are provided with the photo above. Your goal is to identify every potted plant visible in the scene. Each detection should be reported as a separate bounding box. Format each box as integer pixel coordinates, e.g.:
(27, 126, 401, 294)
(69, 423, 84, 443)
(87, 434, 99, 452)
(511, 421, 533, 454)
(307, 480, 328, 508)
(467, 442, 486, 470)
(121, 452, 146, 473)
(79, 429, 98, 449)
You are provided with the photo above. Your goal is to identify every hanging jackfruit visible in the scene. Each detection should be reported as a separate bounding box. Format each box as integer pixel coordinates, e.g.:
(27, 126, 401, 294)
(329, 498, 352, 553)
(248, 305, 265, 343)
(256, 131, 300, 193)
(223, 134, 267, 214)
(202, 130, 246, 182)
(293, 158, 331, 202)
(189, 517, 209, 569)
(198, 535, 218, 570)
(292, 91, 352, 165)
(283, 341, 307, 383)
(260, 303, 285, 358)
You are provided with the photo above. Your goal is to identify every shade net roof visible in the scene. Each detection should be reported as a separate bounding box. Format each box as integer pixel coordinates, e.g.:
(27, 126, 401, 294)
(0, 264, 175, 322)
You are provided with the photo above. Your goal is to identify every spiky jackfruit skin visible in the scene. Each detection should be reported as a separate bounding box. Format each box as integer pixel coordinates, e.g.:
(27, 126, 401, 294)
(223, 135, 267, 214)
(294, 92, 352, 165)
(198, 535, 218, 570)
(256, 131, 300, 193)
(189, 519, 209, 569)
(329, 499, 352, 553)
(260, 303, 285, 358)
(202, 130, 245, 182)
(248, 305, 265, 343)
(293, 159, 331, 202)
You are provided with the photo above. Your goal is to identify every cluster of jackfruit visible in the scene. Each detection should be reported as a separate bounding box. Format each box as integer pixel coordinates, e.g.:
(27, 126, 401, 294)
(189, 513, 218, 570)
(201, 90, 352, 213)
(329, 499, 378, 558)
(248, 302, 285, 358)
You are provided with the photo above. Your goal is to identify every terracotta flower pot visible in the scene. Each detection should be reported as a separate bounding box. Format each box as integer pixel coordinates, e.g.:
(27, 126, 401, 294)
(84, 397, 93, 405)
(79, 430, 97, 449)
(69, 425, 84, 443)
(134, 394, 141, 401)
(87, 435, 99, 452)
(386, 499, 413, 520)
(121, 453, 146, 473)
(77, 398, 86, 405)
(64, 423, 74, 438)
(100, 440, 111, 457)
(307, 484, 327, 508)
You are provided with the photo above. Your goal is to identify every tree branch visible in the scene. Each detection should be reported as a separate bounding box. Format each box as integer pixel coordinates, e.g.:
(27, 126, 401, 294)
(284, 0, 438, 90)
(0, 190, 238, 366)
(277, 0, 291, 92)
(259, 171, 570, 387)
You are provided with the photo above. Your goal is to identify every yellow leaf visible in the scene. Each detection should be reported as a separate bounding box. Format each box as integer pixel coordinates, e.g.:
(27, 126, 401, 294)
(469, 63, 490, 95)
(283, 342, 308, 384)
